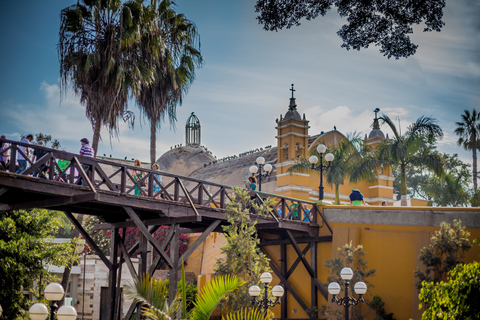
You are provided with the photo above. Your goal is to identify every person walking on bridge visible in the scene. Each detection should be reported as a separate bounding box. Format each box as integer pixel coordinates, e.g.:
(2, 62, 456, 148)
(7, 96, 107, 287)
(15, 134, 33, 174)
(78, 138, 94, 185)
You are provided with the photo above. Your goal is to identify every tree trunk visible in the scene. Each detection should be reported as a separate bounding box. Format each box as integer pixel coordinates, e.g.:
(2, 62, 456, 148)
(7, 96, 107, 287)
(150, 118, 156, 165)
(335, 184, 340, 205)
(473, 147, 477, 191)
(400, 163, 408, 206)
(91, 120, 101, 157)
(60, 214, 84, 305)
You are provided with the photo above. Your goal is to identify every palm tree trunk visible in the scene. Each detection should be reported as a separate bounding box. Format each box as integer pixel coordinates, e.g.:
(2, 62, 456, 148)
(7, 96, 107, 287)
(150, 118, 156, 165)
(473, 148, 477, 191)
(91, 120, 101, 157)
(400, 163, 407, 206)
(60, 214, 84, 305)
(335, 184, 340, 205)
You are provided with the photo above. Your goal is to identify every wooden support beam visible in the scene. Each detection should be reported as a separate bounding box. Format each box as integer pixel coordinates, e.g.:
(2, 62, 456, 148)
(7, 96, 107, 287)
(180, 220, 221, 262)
(285, 230, 315, 278)
(259, 235, 332, 246)
(118, 234, 138, 281)
(310, 241, 318, 319)
(168, 224, 180, 304)
(123, 206, 173, 268)
(148, 227, 175, 275)
(281, 244, 287, 319)
(108, 228, 119, 320)
(269, 260, 310, 313)
(0, 193, 98, 211)
(95, 216, 199, 230)
(63, 211, 112, 269)
(287, 244, 311, 279)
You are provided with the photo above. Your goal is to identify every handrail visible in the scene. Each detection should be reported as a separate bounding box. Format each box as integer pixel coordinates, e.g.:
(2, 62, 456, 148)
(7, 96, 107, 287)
(0, 138, 330, 229)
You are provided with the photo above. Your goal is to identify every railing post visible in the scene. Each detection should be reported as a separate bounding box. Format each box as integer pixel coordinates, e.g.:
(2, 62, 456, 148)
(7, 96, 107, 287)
(148, 173, 153, 198)
(120, 167, 126, 194)
(9, 143, 17, 172)
(49, 156, 55, 180)
(220, 188, 226, 209)
(174, 178, 180, 201)
(198, 183, 203, 205)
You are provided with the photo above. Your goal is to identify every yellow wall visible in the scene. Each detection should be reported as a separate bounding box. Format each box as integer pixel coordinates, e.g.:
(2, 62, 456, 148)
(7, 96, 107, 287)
(188, 207, 480, 320)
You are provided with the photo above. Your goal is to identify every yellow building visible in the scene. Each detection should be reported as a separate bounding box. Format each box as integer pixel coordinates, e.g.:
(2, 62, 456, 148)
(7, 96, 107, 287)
(157, 88, 480, 320)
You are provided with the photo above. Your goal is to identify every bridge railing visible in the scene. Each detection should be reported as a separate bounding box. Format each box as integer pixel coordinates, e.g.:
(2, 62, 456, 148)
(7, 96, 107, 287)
(0, 139, 330, 226)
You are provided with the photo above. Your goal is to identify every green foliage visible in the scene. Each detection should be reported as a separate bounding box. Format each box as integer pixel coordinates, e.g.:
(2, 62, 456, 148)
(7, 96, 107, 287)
(125, 273, 244, 320)
(323, 241, 377, 320)
(324, 241, 376, 286)
(454, 109, 480, 191)
(48, 210, 75, 238)
(0, 209, 75, 319)
(367, 295, 395, 320)
(222, 307, 270, 320)
(421, 153, 472, 207)
(414, 220, 472, 291)
(214, 188, 272, 312)
(377, 115, 444, 206)
(419, 261, 480, 319)
(471, 189, 480, 207)
(255, 0, 446, 59)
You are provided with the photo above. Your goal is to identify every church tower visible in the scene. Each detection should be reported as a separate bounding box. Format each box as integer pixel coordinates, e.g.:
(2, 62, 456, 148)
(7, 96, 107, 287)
(275, 84, 310, 198)
(185, 112, 201, 147)
(363, 108, 394, 205)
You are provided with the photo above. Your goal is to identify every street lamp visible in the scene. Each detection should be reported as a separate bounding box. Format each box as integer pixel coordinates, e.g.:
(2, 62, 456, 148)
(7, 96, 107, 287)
(248, 272, 284, 315)
(249, 156, 273, 191)
(29, 283, 78, 320)
(327, 267, 367, 320)
(308, 144, 334, 200)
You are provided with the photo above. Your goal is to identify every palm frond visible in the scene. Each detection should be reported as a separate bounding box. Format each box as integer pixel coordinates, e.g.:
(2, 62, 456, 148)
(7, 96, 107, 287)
(191, 275, 244, 320)
(222, 307, 269, 320)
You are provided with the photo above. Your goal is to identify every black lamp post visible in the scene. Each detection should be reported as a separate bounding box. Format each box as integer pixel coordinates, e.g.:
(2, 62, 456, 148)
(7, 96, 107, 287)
(248, 272, 284, 316)
(29, 282, 78, 320)
(327, 267, 368, 320)
(309, 144, 334, 200)
(249, 156, 273, 191)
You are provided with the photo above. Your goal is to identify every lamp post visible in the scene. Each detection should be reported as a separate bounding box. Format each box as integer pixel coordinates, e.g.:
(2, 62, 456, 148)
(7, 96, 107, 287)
(249, 156, 273, 191)
(248, 272, 284, 316)
(327, 267, 367, 320)
(308, 144, 334, 200)
(29, 282, 78, 320)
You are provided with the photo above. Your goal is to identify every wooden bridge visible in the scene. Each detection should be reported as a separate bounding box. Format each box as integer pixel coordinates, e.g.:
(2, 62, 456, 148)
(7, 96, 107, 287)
(0, 139, 332, 320)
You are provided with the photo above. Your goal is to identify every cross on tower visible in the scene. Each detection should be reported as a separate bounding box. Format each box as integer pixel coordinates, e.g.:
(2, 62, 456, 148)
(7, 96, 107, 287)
(290, 84, 295, 98)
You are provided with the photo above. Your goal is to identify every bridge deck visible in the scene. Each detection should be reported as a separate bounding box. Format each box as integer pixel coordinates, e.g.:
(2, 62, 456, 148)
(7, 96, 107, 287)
(0, 139, 332, 320)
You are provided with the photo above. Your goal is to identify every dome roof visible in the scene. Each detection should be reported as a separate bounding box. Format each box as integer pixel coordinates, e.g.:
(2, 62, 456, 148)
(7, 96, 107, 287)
(157, 145, 215, 177)
(368, 128, 385, 140)
(284, 109, 302, 121)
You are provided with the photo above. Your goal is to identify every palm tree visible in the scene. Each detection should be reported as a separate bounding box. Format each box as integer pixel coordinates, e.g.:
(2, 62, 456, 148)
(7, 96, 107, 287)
(454, 109, 480, 191)
(125, 272, 245, 320)
(59, 0, 153, 155)
(135, 0, 203, 165)
(377, 115, 445, 206)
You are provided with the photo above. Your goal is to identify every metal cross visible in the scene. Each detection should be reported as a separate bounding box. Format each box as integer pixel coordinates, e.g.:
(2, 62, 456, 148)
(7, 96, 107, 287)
(290, 84, 295, 98)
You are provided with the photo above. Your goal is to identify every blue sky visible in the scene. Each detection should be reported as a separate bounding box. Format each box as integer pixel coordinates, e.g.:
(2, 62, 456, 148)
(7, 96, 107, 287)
(1, 0, 479, 167)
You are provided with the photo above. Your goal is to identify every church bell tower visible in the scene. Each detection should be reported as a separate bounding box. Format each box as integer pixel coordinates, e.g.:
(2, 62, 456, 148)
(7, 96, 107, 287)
(275, 84, 310, 198)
